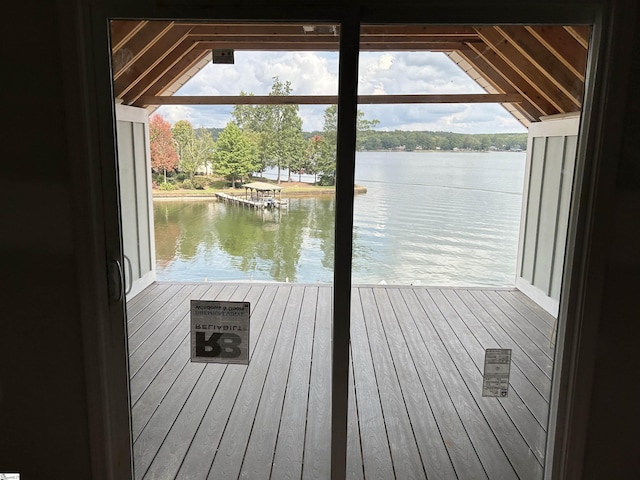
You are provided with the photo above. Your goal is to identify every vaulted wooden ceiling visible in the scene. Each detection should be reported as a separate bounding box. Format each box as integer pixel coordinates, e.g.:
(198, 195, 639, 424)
(110, 21, 590, 127)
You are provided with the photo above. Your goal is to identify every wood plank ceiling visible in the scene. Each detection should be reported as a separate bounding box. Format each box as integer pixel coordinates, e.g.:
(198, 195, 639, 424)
(110, 21, 590, 127)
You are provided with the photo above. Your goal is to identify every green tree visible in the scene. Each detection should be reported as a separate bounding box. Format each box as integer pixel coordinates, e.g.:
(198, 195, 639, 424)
(305, 135, 324, 183)
(171, 120, 215, 179)
(232, 93, 271, 173)
(264, 77, 306, 183)
(317, 105, 379, 185)
(214, 122, 259, 187)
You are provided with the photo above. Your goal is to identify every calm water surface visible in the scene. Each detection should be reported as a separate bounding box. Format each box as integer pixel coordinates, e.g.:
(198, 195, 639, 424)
(154, 151, 525, 286)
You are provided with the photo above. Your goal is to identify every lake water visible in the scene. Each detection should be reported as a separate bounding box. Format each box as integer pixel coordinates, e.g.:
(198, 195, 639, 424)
(154, 151, 526, 286)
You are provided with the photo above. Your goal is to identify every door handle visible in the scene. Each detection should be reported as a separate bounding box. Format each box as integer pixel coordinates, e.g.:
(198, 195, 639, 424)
(107, 258, 124, 303)
(123, 254, 133, 296)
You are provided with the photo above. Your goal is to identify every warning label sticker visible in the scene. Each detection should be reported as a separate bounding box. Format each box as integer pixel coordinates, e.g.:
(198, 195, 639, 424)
(482, 348, 512, 397)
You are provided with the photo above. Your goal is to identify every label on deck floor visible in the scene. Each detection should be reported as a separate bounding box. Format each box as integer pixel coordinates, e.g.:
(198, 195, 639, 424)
(191, 300, 250, 364)
(482, 348, 512, 397)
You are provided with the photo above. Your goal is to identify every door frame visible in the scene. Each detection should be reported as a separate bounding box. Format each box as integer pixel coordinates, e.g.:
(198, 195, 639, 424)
(70, 1, 624, 479)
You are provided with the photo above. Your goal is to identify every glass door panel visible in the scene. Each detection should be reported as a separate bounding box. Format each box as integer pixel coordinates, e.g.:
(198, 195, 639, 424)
(348, 23, 589, 479)
(112, 19, 340, 479)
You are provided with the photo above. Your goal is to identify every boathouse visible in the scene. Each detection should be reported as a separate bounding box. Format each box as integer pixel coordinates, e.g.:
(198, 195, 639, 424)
(4, 1, 639, 480)
(243, 181, 284, 207)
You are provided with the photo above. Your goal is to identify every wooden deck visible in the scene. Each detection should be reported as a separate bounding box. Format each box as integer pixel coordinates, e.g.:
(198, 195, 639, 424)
(127, 282, 556, 480)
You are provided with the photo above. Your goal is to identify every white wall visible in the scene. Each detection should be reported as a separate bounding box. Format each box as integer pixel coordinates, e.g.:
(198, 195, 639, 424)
(517, 115, 580, 316)
(116, 104, 156, 299)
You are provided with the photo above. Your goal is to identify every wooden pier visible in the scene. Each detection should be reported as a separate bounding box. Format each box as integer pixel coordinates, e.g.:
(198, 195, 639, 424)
(216, 192, 288, 208)
(216, 192, 264, 208)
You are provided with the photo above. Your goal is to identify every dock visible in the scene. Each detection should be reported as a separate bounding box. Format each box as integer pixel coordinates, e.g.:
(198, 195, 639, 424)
(129, 282, 554, 479)
(216, 192, 288, 208)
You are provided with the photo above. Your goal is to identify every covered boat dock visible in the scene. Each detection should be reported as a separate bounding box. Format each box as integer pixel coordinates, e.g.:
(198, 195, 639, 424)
(243, 181, 286, 208)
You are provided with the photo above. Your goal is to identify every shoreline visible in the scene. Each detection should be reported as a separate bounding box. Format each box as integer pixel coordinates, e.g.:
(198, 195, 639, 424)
(153, 184, 367, 199)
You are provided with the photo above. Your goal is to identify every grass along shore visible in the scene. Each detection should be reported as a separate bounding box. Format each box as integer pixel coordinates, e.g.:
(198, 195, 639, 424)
(152, 178, 367, 199)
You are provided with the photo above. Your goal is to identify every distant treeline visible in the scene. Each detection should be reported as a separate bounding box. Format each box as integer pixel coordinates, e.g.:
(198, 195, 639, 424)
(203, 127, 527, 152)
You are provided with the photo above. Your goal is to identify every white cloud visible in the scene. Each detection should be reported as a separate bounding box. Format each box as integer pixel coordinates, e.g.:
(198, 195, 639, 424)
(156, 51, 526, 134)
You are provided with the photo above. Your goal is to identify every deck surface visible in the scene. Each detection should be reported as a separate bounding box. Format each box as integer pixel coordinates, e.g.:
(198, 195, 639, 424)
(127, 282, 556, 480)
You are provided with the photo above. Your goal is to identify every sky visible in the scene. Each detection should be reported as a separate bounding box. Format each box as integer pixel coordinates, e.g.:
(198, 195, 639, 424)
(156, 51, 527, 134)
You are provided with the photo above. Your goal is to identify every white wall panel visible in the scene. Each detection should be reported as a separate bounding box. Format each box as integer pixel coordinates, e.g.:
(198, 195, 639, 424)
(517, 115, 580, 316)
(116, 104, 155, 299)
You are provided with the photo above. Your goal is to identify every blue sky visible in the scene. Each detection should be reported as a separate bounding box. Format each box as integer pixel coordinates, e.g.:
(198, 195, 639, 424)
(157, 51, 526, 134)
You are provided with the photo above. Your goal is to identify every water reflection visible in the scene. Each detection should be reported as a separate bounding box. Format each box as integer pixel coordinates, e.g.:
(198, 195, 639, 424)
(154, 197, 336, 283)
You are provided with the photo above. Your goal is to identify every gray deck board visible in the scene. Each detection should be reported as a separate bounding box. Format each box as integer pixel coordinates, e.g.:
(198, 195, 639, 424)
(373, 287, 458, 479)
(128, 284, 199, 355)
(455, 290, 551, 400)
(350, 288, 396, 479)
(423, 288, 543, 477)
(346, 352, 364, 480)
(403, 288, 519, 480)
(271, 286, 318, 480)
(360, 287, 430, 479)
(497, 291, 555, 329)
(240, 285, 305, 479)
(469, 290, 554, 378)
(484, 291, 555, 353)
(302, 286, 333, 480)
(128, 283, 186, 336)
(129, 283, 555, 480)
(175, 285, 271, 479)
(441, 290, 548, 424)
(389, 288, 488, 480)
(206, 286, 292, 479)
(435, 289, 547, 463)
(142, 285, 255, 480)
(126, 283, 170, 318)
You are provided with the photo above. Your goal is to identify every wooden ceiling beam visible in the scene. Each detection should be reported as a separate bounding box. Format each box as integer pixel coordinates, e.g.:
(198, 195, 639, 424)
(189, 35, 340, 44)
(448, 50, 532, 127)
(132, 49, 211, 106)
(465, 42, 558, 117)
(114, 25, 194, 99)
(193, 40, 471, 51)
(362, 25, 478, 36)
(138, 93, 524, 105)
(474, 27, 578, 112)
(188, 34, 480, 44)
(110, 20, 146, 51)
(180, 22, 477, 38)
(525, 26, 588, 80)
(121, 40, 197, 104)
(187, 24, 329, 36)
(177, 21, 338, 28)
(359, 41, 472, 51)
(495, 26, 583, 104)
(455, 48, 541, 121)
(564, 26, 591, 49)
(113, 21, 175, 80)
(109, 20, 587, 126)
(194, 40, 339, 51)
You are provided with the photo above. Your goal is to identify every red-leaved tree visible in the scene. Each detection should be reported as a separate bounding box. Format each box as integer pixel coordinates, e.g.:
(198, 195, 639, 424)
(149, 114, 179, 183)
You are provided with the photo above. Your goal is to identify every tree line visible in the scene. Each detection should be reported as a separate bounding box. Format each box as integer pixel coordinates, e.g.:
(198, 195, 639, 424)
(149, 76, 526, 190)
(353, 130, 527, 152)
(200, 126, 527, 153)
(150, 76, 377, 188)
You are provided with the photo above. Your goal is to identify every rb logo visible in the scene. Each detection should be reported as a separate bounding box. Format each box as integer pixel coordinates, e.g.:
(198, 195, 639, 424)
(195, 332, 242, 358)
